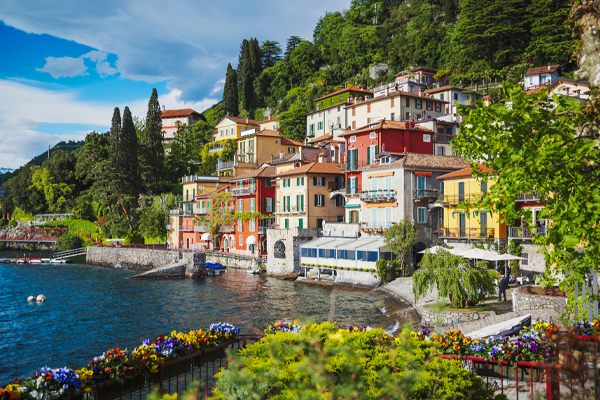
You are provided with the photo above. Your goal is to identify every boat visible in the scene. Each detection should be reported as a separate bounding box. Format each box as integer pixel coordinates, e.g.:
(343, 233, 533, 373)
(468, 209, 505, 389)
(466, 314, 532, 339)
(29, 258, 42, 265)
(206, 262, 226, 276)
(16, 258, 26, 264)
(246, 267, 260, 275)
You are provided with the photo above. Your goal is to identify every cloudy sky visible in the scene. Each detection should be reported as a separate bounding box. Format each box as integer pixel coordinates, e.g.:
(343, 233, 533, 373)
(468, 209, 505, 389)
(0, 0, 350, 169)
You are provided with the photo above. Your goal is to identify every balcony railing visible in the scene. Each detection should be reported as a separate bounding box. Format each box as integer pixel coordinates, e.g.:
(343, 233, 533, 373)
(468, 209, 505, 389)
(194, 207, 208, 214)
(328, 181, 344, 192)
(360, 222, 393, 230)
(258, 226, 269, 235)
(440, 194, 484, 204)
(360, 189, 397, 202)
(274, 206, 305, 215)
(231, 186, 256, 196)
(208, 144, 224, 153)
(181, 225, 195, 232)
(515, 191, 541, 201)
(439, 228, 495, 239)
(435, 133, 454, 143)
(346, 184, 363, 195)
(413, 189, 441, 201)
(508, 226, 547, 239)
(169, 209, 180, 215)
(218, 224, 234, 233)
(217, 159, 237, 170)
(194, 225, 207, 233)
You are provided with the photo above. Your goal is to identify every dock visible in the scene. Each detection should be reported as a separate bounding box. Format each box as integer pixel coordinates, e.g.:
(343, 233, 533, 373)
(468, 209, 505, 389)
(0, 258, 20, 263)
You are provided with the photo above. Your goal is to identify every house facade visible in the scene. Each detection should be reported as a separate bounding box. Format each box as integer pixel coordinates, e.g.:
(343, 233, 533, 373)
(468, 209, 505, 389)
(523, 65, 561, 91)
(213, 116, 261, 142)
(415, 118, 458, 156)
(161, 108, 205, 143)
(424, 86, 478, 107)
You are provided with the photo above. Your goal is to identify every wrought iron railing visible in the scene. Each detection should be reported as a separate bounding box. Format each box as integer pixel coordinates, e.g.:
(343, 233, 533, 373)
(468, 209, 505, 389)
(194, 225, 207, 233)
(360, 189, 397, 202)
(412, 189, 441, 200)
(439, 227, 495, 239)
(508, 226, 547, 239)
(231, 187, 256, 196)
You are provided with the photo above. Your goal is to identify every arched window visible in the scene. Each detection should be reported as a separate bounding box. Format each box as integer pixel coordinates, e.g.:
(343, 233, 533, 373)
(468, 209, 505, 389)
(224, 238, 228, 248)
(274, 240, 286, 259)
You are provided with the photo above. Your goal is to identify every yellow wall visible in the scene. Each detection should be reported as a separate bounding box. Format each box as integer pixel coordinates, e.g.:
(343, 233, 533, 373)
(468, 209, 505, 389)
(441, 176, 505, 239)
(259, 120, 279, 131)
(214, 119, 259, 142)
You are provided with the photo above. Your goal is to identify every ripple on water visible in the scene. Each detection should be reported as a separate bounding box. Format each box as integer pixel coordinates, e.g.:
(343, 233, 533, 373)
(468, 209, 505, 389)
(0, 255, 389, 384)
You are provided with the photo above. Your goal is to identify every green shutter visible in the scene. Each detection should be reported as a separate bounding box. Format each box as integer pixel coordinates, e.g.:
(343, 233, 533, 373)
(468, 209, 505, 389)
(301, 195, 304, 211)
(299, 218, 303, 229)
(296, 195, 299, 210)
(321, 194, 325, 205)
(285, 219, 289, 229)
(296, 177, 299, 186)
(313, 177, 317, 186)
(302, 177, 304, 185)
(367, 148, 370, 165)
(314, 194, 318, 206)
(283, 196, 286, 211)
(263, 198, 267, 211)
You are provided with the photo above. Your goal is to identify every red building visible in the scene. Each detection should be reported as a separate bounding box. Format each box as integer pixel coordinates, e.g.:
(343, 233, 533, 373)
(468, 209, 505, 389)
(340, 120, 435, 194)
(228, 165, 276, 256)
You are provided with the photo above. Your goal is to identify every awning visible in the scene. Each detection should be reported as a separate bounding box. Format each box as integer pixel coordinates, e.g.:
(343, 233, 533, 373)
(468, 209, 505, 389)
(367, 171, 394, 178)
(246, 235, 256, 245)
(415, 172, 432, 176)
(344, 198, 362, 209)
(200, 233, 212, 241)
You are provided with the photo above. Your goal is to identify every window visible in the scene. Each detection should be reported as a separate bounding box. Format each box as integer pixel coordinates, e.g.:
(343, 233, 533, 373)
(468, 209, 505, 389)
(266, 178, 272, 188)
(238, 220, 243, 232)
(298, 218, 303, 229)
(367, 104, 371, 113)
(427, 101, 432, 111)
(349, 210, 359, 223)
(350, 135, 356, 142)
(264, 197, 273, 213)
(521, 253, 529, 266)
(541, 75, 547, 84)
(440, 93, 444, 100)
(367, 117, 371, 124)
(317, 218, 323, 228)
(454, 93, 459, 101)
(391, 97, 394, 107)
(405, 97, 410, 107)
(367, 145, 377, 165)
(249, 219, 256, 231)
(238, 199, 243, 212)
(440, 209, 444, 226)
(418, 207, 427, 223)
(417, 176, 425, 191)
(314, 194, 325, 206)
(481, 181, 488, 194)
(352, 121, 356, 129)
(435, 103, 441, 112)
(423, 134, 431, 142)
(437, 146, 445, 156)
(288, 147, 295, 153)
(440, 181, 444, 193)
(337, 106, 341, 112)
(239, 234, 243, 245)
(416, 99, 422, 109)
(370, 131, 376, 139)
(250, 198, 256, 212)
(220, 129, 223, 137)
(313, 177, 325, 186)
(409, 86, 414, 93)
(390, 113, 395, 121)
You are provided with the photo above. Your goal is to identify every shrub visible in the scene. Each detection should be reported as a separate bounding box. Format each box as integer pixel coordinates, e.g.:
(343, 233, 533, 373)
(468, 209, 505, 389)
(123, 231, 144, 245)
(214, 322, 504, 400)
(57, 232, 83, 251)
(44, 219, 101, 238)
(9, 220, 17, 227)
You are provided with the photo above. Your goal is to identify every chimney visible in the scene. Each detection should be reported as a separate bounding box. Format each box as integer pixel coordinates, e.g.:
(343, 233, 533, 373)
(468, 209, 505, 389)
(548, 63, 551, 70)
(162, 105, 166, 111)
(246, 118, 249, 123)
(279, 149, 283, 160)
(385, 86, 390, 96)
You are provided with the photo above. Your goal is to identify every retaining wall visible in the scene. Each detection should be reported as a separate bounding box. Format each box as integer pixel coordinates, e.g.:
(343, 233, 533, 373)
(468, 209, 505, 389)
(512, 291, 567, 312)
(421, 309, 496, 328)
(206, 254, 264, 270)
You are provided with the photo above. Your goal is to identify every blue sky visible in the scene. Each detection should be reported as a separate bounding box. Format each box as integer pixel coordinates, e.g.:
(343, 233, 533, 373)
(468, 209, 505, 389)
(0, 0, 350, 169)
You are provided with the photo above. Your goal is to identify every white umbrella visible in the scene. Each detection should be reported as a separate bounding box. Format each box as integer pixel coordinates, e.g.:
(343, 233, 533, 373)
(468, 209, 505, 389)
(495, 253, 527, 261)
(460, 248, 503, 261)
(418, 246, 458, 255)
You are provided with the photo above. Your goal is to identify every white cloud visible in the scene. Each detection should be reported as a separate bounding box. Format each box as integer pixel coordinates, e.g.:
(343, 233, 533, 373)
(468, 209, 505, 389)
(0, 0, 350, 101)
(36, 56, 88, 78)
(82, 50, 118, 76)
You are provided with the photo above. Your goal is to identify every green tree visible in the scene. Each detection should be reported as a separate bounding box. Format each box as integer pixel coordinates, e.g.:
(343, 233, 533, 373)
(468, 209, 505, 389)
(223, 64, 239, 117)
(278, 101, 309, 142)
(57, 232, 83, 251)
(260, 40, 282, 68)
(4, 165, 47, 215)
(413, 250, 497, 308)
(206, 191, 235, 235)
(142, 89, 165, 184)
(138, 206, 167, 239)
(384, 218, 418, 274)
(451, 84, 599, 291)
(121, 106, 140, 195)
(29, 166, 75, 213)
(444, 0, 457, 24)
(526, 0, 577, 65)
(109, 107, 123, 170)
(284, 35, 302, 60)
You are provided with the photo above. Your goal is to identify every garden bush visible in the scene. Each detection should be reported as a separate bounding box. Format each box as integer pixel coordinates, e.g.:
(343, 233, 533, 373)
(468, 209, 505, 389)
(214, 322, 506, 400)
(9, 220, 17, 227)
(44, 219, 101, 238)
(57, 232, 83, 251)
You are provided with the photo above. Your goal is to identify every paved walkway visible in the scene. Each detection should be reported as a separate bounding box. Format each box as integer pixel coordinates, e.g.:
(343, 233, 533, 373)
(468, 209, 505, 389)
(376, 278, 562, 333)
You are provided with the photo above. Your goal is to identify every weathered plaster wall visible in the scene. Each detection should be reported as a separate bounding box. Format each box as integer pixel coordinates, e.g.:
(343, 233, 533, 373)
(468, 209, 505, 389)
(512, 291, 567, 313)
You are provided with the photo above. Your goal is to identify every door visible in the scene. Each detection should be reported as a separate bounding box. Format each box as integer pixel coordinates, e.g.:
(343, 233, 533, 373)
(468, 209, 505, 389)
(186, 238, 189, 249)
(480, 213, 488, 238)
(417, 176, 425, 198)
(459, 213, 466, 237)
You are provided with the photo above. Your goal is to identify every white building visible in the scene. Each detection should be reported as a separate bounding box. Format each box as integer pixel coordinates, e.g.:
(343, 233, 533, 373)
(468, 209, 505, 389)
(523, 65, 561, 91)
(415, 118, 459, 156)
(306, 102, 350, 138)
(161, 108, 205, 143)
(424, 86, 478, 107)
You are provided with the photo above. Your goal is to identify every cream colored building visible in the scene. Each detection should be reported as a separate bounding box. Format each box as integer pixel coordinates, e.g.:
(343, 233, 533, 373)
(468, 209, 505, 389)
(259, 115, 280, 131)
(161, 108, 205, 143)
(213, 116, 261, 142)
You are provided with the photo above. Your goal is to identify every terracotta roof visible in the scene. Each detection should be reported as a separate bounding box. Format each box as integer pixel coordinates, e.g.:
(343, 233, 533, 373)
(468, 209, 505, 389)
(548, 77, 591, 90)
(437, 164, 495, 180)
(524, 65, 560, 76)
(258, 115, 279, 123)
(361, 153, 468, 172)
(276, 162, 344, 177)
(424, 85, 467, 94)
(344, 90, 448, 109)
(308, 133, 333, 144)
(252, 129, 281, 138)
(223, 116, 261, 125)
(525, 86, 548, 95)
(281, 137, 303, 146)
(315, 86, 373, 102)
(340, 120, 433, 136)
(231, 165, 277, 182)
(161, 109, 204, 118)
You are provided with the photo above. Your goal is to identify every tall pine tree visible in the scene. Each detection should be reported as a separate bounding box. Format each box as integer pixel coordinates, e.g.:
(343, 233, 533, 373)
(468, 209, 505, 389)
(526, 0, 577, 65)
(241, 40, 254, 111)
(143, 88, 164, 185)
(260, 40, 282, 68)
(121, 106, 139, 195)
(285, 36, 302, 60)
(223, 64, 239, 116)
(109, 107, 122, 171)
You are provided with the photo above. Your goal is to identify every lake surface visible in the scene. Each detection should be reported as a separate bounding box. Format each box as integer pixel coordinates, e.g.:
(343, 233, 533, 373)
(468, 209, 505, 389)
(0, 251, 390, 384)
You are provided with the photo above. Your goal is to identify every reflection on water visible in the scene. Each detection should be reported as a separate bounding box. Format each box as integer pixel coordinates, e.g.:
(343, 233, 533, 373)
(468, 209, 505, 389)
(0, 253, 389, 383)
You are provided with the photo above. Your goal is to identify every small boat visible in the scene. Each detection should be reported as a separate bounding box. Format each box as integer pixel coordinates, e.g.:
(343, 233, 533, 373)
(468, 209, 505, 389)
(246, 267, 260, 274)
(36, 294, 46, 302)
(206, 262, 226, 276)
(16, 258, 26, 264)
(29, 258, 41, 265)
(27, 296, 35, 301)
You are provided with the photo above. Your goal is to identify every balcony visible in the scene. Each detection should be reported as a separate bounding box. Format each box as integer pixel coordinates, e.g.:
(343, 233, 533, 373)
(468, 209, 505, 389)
(439, 228, 495, 239)
(231, 186, 256, 196)
(217, 159, 237, 170)
(441, 194, 483, 204)
(274, 206, 305, 215)
(181, 225, 195, 232)
(194, 225, 207, 233)
(435, 133, 454, 143)
(515, 191, 542, 202)
(413, 189, 441, 201)
(360, 222, 393, 231)
(194, 207, 208, 214)
(328, 181, 344, 192)
(345, 184, 363, 195)
(218, 224, 234, 233)
(360, 189, 397, 202)
(169, 209, 181, 216)
(508, 226, 547, 239)
(208, 144, 224, 153)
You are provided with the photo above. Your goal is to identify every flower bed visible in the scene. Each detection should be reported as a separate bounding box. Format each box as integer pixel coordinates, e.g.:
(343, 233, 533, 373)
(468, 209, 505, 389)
(5, 323, 240, 399)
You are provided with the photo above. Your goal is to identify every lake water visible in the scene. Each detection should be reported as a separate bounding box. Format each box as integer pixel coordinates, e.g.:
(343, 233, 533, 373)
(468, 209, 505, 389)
(0, 252, 390, 384)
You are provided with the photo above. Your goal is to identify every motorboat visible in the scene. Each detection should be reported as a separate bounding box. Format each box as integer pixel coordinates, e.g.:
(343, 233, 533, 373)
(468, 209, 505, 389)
(246, 267, 260, 274)
(206, 262, 226, 276)
(29, 258, 42, 265)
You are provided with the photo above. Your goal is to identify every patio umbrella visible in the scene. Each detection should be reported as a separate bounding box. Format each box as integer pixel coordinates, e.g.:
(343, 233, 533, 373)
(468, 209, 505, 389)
(494, 253, 527, 261)
(418, 246, 459, 255)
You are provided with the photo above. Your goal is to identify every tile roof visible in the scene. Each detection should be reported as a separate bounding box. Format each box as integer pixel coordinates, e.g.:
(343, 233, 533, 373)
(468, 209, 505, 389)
(436, 164, 495, 180)
(548, 77, 591, 90)
(258, 115, 279, 123)
(339, 120, 433, 136)
(276, 162, 344, 177)
(314, 86, 373, 101)
(223, 116, 261, 125)
(424, 85, 467, 94)
(231, 165, 277, 181)
(361, 153, 468, 172)
(344, 89, 449, 109)
(161, 108, 204, 118)
(281, 137, 304, 146)
(524, 65, 560, 76)
(307, 133, 333, 144)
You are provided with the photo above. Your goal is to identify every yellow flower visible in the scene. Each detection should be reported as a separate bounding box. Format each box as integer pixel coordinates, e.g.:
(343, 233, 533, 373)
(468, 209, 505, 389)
(453, 344, 460, 351)
(5, 386, 12, 392)
(462, 338, 471, 345)
(450, 335, 457, 342)
(442, 342, 449, 348)
(410, 331, 418, 338)
(84, 388, 92, 393)
(401, 329, 407, 336)
(150, 369, 158, 374)
(163, 394, 178, 400)
(395, 337, 402, 345)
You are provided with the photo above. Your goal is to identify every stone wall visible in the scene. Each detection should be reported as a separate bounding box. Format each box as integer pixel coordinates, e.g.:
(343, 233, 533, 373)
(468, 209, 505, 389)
(207, 254, 265, 270)
(512, 291, 567, 313)
(322, 222, 359, 238)
(519, 243, 546, 276)
(86, 247, 206, 278)
(266, 228, 317, 276)
(130, 263, 187, 280)
(421, 309, 496, 328)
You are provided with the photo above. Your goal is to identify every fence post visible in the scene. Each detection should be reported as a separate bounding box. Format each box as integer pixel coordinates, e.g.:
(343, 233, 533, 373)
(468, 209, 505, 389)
(546, 365, 560, 400)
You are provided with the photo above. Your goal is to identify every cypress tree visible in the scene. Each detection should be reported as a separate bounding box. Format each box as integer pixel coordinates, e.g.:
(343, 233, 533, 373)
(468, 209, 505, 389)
(109, 107, 122, 171)
(143, 88, 164, 184)
(223, 64, 239, 117)
(241, 41, 253, 111)
(121, 106, 139, 194)
(260, 40, 282, 68)
(237, 39, 249, 104)
(526, 0, 577, 65)
(249, 38, 262, 77)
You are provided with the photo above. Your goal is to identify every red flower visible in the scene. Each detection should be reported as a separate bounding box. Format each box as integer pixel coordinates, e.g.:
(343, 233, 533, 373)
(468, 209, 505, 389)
(104, 368, 112, 374)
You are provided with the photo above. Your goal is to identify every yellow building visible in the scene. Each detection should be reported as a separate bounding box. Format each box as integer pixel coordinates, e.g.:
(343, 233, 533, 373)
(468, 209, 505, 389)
(437, 165, 505, 241)
(258, 115, 279, 131)
(217, 130, 303, 178)
(274, 162, 345, 230)
(213, 116, 261, 142)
